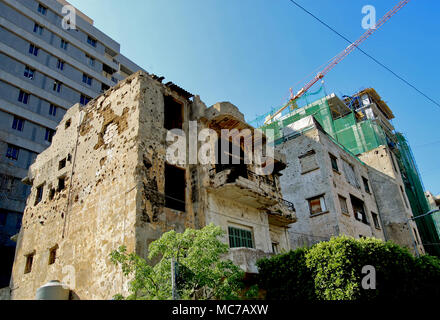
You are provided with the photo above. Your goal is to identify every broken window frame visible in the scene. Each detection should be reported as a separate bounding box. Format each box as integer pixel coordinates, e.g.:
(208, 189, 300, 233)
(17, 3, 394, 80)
(164, 163, 186, 212)
(308, 194, 327, 216)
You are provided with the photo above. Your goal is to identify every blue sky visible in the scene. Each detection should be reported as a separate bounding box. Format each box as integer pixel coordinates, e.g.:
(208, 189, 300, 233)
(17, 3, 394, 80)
(68, 0, 440, 194)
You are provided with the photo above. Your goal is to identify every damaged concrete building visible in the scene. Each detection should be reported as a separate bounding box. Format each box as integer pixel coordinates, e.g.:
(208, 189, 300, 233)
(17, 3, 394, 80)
(10, 71, 296, 299)
(261, 89, 425, 254)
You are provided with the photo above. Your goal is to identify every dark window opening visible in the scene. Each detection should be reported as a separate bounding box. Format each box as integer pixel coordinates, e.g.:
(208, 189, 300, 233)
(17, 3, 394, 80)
(165, 164, 186, 212)
(48, 245, 58, 265)
(35, 185, 43, 205)
(57, 59, 64, 70)
(372, 212, 380, 229)
(272, 242, 279, 254)
(228, 226, 254, 248)
(101, 83, 110, 92)
(45, 128, 55, 142)
(82, 74, 92, 86)
(215, 138, 248, 181)
(18, 90, 30, 104)
(87, 36, 97, 47)
(59, 158, 66, 170)
(164, 95, 184, 130)
(49, 188, 55, 200)
(80, 94, 91, 106)
(38, 4, 47, 15)
(350, 195, 368, 224)
(24, 253, 34, 274)
(12, 117, 25, 131)
(65, 119, 71, 129)
(58, 177, 66, 192)
(6, 144, 19, 160)
(362, 177, 371, 193)
(24, 66, 35, 79)
(329, 153, 339, 171)
(49, 104, 57, 116)
(28, 44, 39, 56)
(60, 39, 68, 50)
(53, 81, 62, 92)
(33, 23, 43, 35)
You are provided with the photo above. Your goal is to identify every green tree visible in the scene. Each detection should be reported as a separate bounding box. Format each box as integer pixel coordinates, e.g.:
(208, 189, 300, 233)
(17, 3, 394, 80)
(110, 224, 244, 300)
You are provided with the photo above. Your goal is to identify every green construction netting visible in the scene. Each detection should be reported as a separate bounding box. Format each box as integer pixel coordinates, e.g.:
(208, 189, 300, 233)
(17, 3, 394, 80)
(395, 133, 440, 256)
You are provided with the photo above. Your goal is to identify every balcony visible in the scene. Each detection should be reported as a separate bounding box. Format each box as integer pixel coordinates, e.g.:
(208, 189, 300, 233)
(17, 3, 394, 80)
(267, 199, 297, 227)
(208, 166, 279, 208)
(208, 166, 297, 226)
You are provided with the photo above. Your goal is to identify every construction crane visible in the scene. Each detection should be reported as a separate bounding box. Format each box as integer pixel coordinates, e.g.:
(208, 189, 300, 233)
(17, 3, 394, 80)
(264, 0, 410, 125)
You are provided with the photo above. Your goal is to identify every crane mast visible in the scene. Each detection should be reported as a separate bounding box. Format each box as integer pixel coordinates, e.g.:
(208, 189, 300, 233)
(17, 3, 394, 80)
(264, 0, 410, 125)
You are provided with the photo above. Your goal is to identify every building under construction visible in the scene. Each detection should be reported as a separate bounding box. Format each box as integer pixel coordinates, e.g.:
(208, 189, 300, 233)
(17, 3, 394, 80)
(255, 87, 440, 256)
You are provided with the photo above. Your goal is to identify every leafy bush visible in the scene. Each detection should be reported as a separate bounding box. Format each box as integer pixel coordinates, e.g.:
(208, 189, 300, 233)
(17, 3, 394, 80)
(257, 236, 440, 300)
(110, 224, 244, 300)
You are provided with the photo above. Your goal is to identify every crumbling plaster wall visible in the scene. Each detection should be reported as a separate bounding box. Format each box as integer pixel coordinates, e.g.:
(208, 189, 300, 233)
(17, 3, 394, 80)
(11, 74, 143, 300)
(277, 127, 385, 250)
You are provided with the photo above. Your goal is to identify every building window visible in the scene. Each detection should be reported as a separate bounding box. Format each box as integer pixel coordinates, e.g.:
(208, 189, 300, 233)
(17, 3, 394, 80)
(59, 158, 66, 170)
(49, 188, 55, 200)
(329, 153, 339, 172)
(299, 150, 319, 174)
(86, 54, 95, 67)
(228, 226, 254, 248)
(60, 39, 68, 50)
(0, 211, 7, 226)
(35, 184, 44, 205)
(362, 177, 371, 193)
(37, 4, 47, 15)
(371, 212, 381, 229)
(57, 59, 64, 70)
(165, 164, 186, 212)
(33, 23, 43, 35)
(6, 145, 19, 160)
(308, 195, 327, 215)
(49, 104, 57, 116)
(82, 74, 92, 86)
(58, 177, 66, 192)
(87, 36, 97, 47)
(48, 245, 58, 265)
(24, 66, 35, 79)
(350, 195, 369, 224)
(24, 252, 34, 274)
(339, 195, 349, 215)
(18, 90, 30, 104)
(45, 128, 55, 142)
(272, 242, 279, 254)
(28, 44, 39, 56)
(12, 117, 25, 132)
(80, 94, 91, 105)
(342, 159, 360, 189)
(164, 95, 184, 130)
(53, 80, 62, 93)
(400, 185, 409, 209)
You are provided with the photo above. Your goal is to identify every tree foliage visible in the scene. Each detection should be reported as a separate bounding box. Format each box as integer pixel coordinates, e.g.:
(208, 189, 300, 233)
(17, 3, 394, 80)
(257, 236, 440, 300)
(110, 224, 244, 300)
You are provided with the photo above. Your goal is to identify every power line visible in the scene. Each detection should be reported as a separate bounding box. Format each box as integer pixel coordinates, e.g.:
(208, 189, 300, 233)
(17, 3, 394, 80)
(287, 0, 440, 109)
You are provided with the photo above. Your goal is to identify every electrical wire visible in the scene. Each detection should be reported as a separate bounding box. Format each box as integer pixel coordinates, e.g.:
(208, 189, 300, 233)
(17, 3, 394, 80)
(287, 0, 440, 109)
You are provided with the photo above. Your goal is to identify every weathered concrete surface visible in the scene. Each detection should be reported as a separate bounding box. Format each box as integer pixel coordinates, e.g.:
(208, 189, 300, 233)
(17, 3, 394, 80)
(11, 71, 294, 299)
(0, 287, 10, 300)
(278, 123, 384, 249)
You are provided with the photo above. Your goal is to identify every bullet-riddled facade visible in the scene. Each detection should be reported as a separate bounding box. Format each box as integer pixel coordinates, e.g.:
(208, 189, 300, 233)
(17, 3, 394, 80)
(11, 71, 295, 299)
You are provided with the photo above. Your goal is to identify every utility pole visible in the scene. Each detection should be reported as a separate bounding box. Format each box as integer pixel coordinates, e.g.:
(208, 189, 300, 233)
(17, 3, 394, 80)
(171, 257, 179, 300)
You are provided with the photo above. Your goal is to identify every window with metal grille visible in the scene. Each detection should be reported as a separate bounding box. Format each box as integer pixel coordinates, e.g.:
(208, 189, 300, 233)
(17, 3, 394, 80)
(228, 226, 254, 248)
